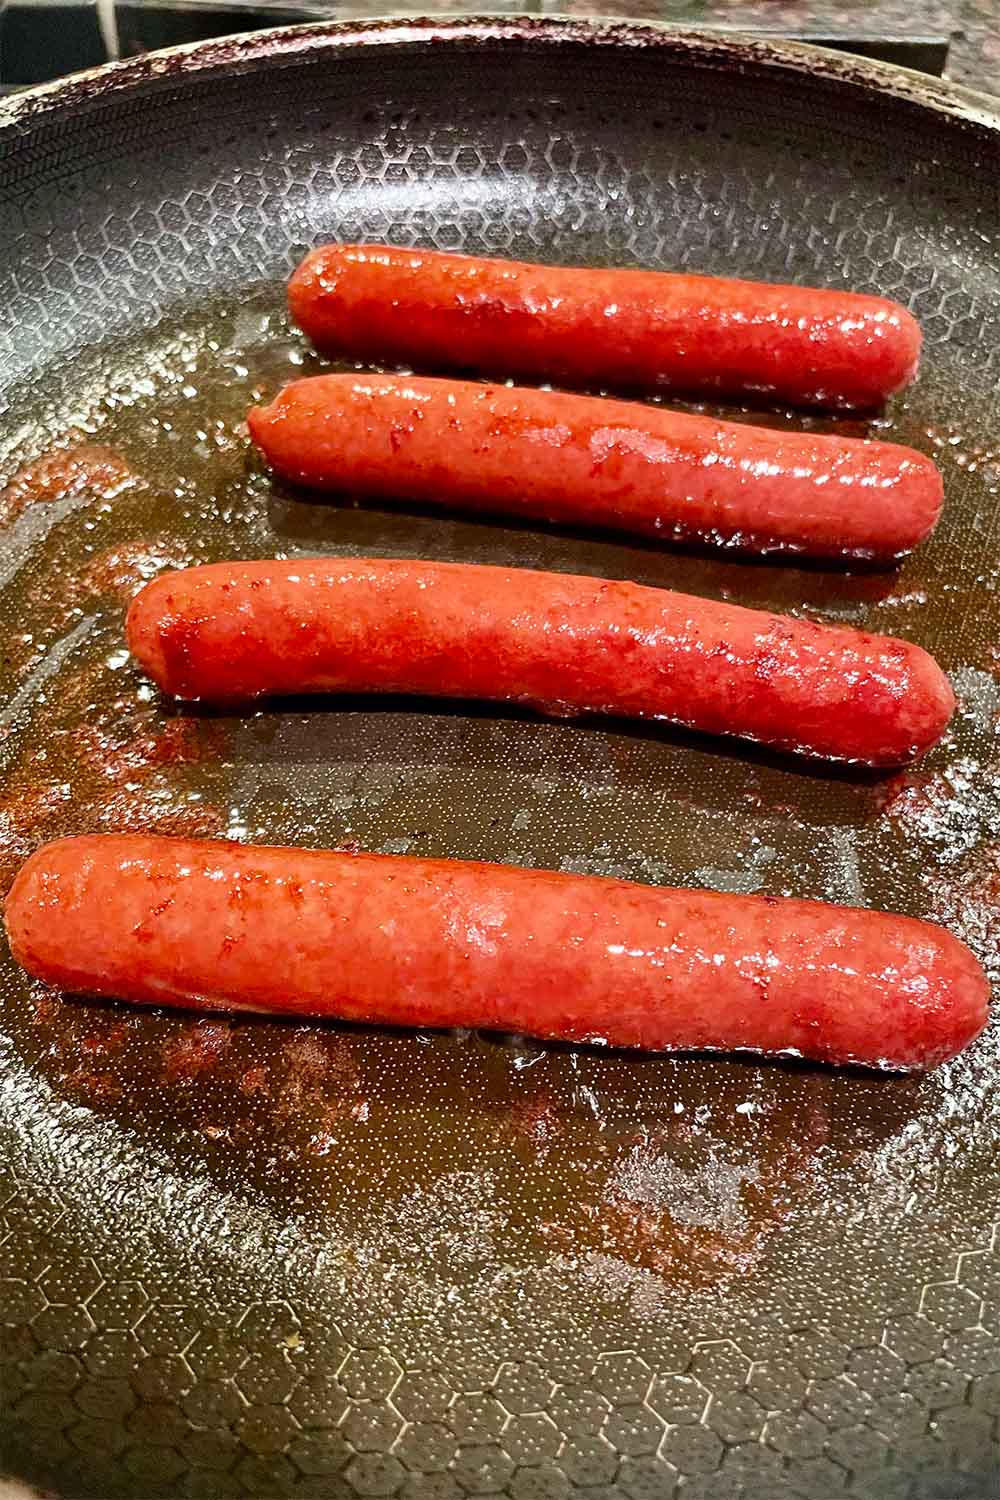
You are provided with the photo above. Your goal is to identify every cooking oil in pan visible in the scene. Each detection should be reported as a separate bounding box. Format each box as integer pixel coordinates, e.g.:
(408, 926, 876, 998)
(0, 291, 998, 1498)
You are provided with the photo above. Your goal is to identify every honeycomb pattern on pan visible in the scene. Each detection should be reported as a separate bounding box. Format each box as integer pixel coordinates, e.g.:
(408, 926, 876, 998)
(1, 25, 1000, 1500)
(4, 1230, 1000, 1500)
(2, 39, 998, 394)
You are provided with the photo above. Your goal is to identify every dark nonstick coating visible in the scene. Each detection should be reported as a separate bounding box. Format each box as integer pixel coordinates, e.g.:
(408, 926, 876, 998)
(1, 20, 1000, 1499)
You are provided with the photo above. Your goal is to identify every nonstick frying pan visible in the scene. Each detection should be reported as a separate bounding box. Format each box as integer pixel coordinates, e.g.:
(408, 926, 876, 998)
(1, 19, 1000, 1499)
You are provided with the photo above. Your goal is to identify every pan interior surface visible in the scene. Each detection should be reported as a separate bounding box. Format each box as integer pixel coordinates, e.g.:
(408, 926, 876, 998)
(1, 22, 1000, 1499)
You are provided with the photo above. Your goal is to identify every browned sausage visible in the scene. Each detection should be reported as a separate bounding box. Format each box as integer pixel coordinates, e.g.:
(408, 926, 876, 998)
(248, 374, 943, 560)
(290, 244, 923, 409)
(126, 558, 954, 766)
(5, 835, 988, 1071)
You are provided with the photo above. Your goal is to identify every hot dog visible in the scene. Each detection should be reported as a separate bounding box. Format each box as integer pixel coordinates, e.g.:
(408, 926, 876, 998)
(125, 558, 954, 767)
(289, 244, 922, 410)
(5, 835, 987, 1071)
(248, 374, 942, 561)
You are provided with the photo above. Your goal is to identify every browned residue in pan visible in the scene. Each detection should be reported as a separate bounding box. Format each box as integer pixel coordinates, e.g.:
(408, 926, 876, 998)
(0, 443, 137, 528)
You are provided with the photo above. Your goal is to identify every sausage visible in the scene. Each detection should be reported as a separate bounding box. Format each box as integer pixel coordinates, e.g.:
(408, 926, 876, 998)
(125, 557, 954, 767)
(289, 244, 923, 410)
(5, 834, 988, 1070)
(247, 374, 942, 561)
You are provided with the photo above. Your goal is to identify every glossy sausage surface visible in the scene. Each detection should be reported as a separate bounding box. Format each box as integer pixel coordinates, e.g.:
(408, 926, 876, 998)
(289, 244, 923, 410)
(126, 558, 954, 767)
(249, 375, 942, 561)
(5, 835, 988, 1071)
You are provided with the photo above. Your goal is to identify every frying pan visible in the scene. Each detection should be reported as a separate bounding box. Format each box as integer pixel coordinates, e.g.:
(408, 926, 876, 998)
(1, 18, 1000, 1500)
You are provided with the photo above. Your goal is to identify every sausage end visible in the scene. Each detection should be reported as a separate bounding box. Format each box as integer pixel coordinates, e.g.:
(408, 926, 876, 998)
(4, 837, 84, 986)
(919, 926, 991, 1069)
(126, 578, 179, 697)
(904, 644, 956, 762)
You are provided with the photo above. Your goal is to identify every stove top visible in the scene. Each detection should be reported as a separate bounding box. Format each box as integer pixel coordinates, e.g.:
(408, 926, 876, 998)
(0, 0, 954, 93)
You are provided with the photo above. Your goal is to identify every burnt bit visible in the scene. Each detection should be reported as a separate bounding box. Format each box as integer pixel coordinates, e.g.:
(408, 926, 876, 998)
(160, 1021, 232, 1085)
(0, 782, 72, 893)
(80, 537, 192, 602)
(60, 1065, 124, 1104)
(0, 444, 137, 529)
(540, 1099, 830, 1291)
(507, 1089, 560, 1162)
(0, 651, 227, 894)
(332, 836, 363, 855)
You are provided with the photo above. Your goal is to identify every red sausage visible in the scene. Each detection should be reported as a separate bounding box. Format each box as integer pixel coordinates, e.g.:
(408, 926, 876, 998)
(126, 558, 954, 767)
(289, 244, 923, 410)
(248, 374, 942, 561)
(5, 835, 987, 1071)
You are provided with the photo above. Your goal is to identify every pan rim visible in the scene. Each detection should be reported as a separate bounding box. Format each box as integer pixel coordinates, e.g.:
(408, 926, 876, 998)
(1, 14, 998, 140)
